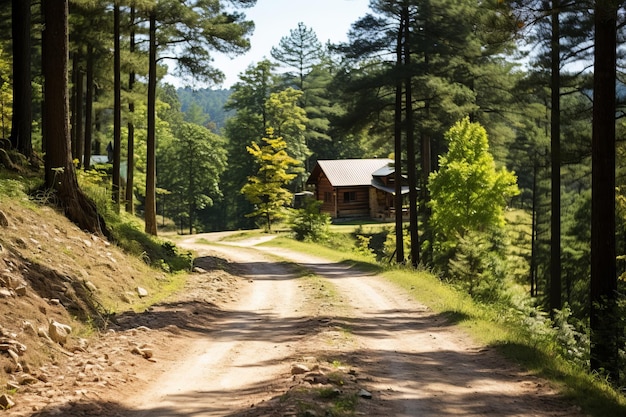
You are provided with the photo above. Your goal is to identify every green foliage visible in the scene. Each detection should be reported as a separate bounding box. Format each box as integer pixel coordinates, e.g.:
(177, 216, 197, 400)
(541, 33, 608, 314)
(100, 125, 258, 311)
(241, 128, 300, 231)
(74, 170, 192, 272)
(177, 87, 232, 130)
(265, 88, 309, 186)
(289, 198, 331, 242)
(383, 226, 409, 263)
(353, 234, 374, 259)
(0, 44, 12, 139)
(428, 117, 520, 269)
(105, 213, 192, 272)
(447, 229, 508, 302)
(158, 121, 227, 233)
(220, 60, 278, 230)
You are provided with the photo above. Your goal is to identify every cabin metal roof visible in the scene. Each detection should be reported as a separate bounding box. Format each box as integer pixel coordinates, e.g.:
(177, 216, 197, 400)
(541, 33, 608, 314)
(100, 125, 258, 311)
(308, 159, 394, 187)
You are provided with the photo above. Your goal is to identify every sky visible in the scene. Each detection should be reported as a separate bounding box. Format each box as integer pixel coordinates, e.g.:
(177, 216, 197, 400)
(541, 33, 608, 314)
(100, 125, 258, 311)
(166, 0, 371, 89)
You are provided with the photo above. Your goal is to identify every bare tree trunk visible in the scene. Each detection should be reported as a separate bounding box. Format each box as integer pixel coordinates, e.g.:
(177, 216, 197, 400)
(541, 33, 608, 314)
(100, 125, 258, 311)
(83, 43, 94, 169)
(144, 12, 158, 235)
(75, 62, 84, 167)
(10, 0, 33, 157)
(125, 5, 136, 214)
(403, 6, 419, 268)
(42, 0, 104, 236)
(590, 0, 619, 383)
(112, 3, 122, 211)
(394, 13, 405, 264)
(549, 0, 562, 315)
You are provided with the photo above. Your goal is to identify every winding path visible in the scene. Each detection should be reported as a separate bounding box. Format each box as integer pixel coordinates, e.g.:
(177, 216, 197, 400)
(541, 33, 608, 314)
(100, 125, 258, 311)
(119, 232, 585, 416)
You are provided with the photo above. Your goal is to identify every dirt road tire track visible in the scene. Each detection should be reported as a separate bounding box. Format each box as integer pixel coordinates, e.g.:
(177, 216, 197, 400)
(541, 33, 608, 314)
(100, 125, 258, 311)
(22, 233, 587, 416)
(250, 244, 587, 417)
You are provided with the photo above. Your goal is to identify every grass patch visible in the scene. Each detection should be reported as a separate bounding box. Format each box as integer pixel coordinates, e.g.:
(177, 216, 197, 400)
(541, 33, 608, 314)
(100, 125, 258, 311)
(262, 235, 626, 417)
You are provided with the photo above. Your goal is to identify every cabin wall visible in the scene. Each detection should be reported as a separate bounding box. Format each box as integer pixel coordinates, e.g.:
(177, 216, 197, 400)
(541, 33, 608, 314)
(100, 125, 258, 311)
(335, 186, 370, 218)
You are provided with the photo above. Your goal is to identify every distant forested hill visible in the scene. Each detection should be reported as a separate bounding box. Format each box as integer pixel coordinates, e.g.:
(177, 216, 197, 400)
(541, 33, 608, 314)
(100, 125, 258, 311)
(177, 87, 232, 131)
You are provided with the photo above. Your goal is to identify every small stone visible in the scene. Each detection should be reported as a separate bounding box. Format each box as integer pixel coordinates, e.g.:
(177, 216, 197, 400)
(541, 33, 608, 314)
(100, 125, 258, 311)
(0, 393, 15, 409)
(136, 287, 148, 298)
(0, 211, 9, 227)
(358, 389, 372, 399)
(49, 320, 72, 345)
(291, 364, 310, 375)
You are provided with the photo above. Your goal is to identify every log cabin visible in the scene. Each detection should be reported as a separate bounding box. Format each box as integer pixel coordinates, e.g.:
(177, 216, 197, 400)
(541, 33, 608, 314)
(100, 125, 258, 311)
(306, 159, 409, 220)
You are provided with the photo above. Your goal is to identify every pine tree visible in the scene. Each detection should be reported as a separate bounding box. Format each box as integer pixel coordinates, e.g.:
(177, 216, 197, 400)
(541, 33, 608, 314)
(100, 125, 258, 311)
(271, 22, 323, 90)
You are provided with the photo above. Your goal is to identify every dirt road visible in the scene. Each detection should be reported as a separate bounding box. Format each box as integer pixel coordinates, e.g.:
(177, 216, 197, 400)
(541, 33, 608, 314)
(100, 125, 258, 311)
(21, 232, 586, 416)
(114, 233, 584, 417)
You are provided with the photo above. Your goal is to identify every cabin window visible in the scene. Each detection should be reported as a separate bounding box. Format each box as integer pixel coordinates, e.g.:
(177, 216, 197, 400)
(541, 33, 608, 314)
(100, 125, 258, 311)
(324, 192, 332, 203)
(343, 191, 357, 203)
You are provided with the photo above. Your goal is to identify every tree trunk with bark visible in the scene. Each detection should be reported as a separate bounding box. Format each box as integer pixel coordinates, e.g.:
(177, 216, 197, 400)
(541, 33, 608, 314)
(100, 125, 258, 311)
(112, 4, 122, 211)
(403, 6, 419, 268)
(83, 44, 94, 169)
(394, 14, 405, 264)
(549, 0, 562, 315)
(125, 5, 136, 214)
(144, 12, 158, 235)
(590, 0, 619, 384)
(42, 0, 105, 236)
(10, 0, 33, 157)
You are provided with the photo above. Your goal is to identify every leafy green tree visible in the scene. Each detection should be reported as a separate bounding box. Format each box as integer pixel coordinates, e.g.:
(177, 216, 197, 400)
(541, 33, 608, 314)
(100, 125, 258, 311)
(265, 87, 308, 188)
(241, 128, 300, 232)
(158, 122, 227, 234)
(428, 117, 519, 264)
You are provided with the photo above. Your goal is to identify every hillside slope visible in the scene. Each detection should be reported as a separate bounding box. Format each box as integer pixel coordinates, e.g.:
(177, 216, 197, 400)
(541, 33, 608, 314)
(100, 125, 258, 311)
(0, 196, 185, 412)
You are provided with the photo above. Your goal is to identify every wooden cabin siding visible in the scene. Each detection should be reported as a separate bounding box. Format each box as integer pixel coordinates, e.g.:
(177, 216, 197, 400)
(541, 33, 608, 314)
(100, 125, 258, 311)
(336, 186, 370, 218)
(316, 174, 336, 217)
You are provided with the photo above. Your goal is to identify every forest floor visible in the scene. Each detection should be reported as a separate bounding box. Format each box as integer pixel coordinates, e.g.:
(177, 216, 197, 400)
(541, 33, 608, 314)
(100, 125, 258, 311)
(0, 201, 589, 416)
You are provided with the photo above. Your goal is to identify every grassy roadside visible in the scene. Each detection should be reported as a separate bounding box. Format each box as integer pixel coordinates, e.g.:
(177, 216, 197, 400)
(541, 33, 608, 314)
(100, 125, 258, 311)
(246, 234, 626, 417)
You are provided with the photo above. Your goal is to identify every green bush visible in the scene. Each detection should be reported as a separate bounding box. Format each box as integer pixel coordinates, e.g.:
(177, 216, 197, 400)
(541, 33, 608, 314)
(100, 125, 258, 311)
(289, 199, 331, 242)
(446, 229, 508, 302)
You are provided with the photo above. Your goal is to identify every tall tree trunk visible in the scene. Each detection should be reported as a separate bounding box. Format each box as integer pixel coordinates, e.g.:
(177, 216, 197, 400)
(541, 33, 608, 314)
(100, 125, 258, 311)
(394, 14, 405, 264)
(145, 12, 158, 235)
(112, 3, 122, 211)
(70, 53, 78, 159)
(10, 0, 33, 157)
(83, 43, 94, 169)
(549, 0, 562, 314)
(590, 0, 619, 383)
(403, 5, 419, 268)
(75, 63, 84, 167)
(530, 156, 539, 297)
(42, 0, 104, 235)
(126, 5, 136, 214)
